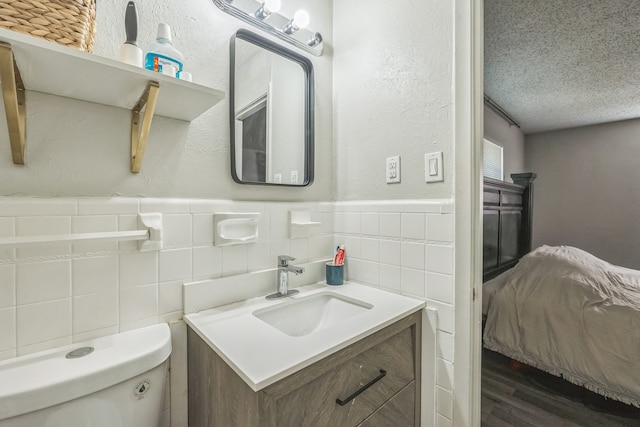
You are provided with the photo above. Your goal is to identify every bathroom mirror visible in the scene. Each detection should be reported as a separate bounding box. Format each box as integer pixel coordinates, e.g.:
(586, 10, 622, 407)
(230, 29, 314, 186)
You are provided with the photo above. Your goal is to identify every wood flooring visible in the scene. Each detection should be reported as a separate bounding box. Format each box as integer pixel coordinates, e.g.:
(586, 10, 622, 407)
(482, 349, 640, 427)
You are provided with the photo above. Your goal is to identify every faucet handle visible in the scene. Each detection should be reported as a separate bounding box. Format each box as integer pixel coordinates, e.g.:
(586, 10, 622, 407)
(278, 255, 296, 266)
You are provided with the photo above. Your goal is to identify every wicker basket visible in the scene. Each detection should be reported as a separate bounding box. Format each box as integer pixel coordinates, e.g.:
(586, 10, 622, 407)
(0, 0, 96, 52)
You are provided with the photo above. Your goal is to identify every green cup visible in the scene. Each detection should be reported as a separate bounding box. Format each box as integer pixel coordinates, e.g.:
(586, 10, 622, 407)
(326, 262, 344, 286)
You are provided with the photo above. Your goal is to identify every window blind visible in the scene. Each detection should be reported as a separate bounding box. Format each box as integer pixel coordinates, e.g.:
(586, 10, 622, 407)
(483, 139, 503, 180)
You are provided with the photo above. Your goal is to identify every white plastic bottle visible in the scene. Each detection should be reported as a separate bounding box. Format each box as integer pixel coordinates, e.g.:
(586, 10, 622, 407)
(144, 23, 183, 77)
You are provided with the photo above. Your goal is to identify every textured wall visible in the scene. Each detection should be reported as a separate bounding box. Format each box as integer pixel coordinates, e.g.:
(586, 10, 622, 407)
(0, 0, 332, 201)
(333, 2, 457, 425)
(484, 105, 526, 180)
(0, 1, 466, 425)
(333, 0, 454, 200)
(526, 118, 640, 269)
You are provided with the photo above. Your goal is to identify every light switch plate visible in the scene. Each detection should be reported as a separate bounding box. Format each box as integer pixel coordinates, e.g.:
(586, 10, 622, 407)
(425, 152, 443, 183)
(386, 156, 401, 184)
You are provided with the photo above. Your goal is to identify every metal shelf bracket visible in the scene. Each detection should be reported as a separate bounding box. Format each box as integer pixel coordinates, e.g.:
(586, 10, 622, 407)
(0, 42, 26, 165)
(131, 80, 160, 173)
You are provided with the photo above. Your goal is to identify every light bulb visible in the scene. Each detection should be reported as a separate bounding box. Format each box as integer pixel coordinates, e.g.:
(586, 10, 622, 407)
(292, 10, 310, 29)
(264, 0, 281, 13)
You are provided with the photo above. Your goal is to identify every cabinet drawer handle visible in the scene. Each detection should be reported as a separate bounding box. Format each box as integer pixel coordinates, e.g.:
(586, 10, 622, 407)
(335, 369, 387, 406)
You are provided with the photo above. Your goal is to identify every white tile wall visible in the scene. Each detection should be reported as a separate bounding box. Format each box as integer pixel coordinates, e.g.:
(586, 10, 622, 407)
(17, 260, 71, 305)
(192, 246, 222, 279)
(401, 213, 426, 240)
(73, 291, 118, 334)
(159, 249, 192, 283)
(120, 284, 158, 324)
(401, 242, 425, 270)
(17, 299, 71, 348)
(334, 199, 455, 424)
(163, 215, 192, 247)
(16, 216, 71, 258)
(360, 212, 379, 236)
(159, 281, 184, 315)
(379, 212, 401, 237)
(221, 245, 248, 276)
(401, 268, 425, 297)
(0, 197, 454, 427)
(0, 198, 336, 360)
(192, 214, 214, 245)
(247, 242, 270, 271)
(119, 251, 158, 288)
(0, 264, 15, 308)
(72, 255, 118, 296)
(0, 218, 15, 260)
(379, 239, 401, 266)
(72, 215, 118, 252)
(436, 386, 454, 420)
(426, 272, 454, 304)
(0, 307, 15, 351)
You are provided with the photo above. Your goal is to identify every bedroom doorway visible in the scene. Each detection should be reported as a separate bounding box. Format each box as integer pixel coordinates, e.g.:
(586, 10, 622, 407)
(480, 1, 640, 425)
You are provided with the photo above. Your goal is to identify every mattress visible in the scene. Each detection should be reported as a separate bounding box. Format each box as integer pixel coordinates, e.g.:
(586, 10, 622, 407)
(483, 245, 640, 407)
(482, 270, 510, 316)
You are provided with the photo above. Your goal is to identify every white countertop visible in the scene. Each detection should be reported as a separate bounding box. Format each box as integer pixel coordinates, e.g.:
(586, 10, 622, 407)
(184, 282, 425, 391)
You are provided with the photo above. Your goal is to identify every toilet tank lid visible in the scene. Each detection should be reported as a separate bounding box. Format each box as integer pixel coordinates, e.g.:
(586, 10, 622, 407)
(0, 322, 172, 420)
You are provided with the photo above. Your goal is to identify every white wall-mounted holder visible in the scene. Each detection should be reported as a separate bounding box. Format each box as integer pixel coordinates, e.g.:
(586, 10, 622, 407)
(0, 213, 163, 252)
(213, 212, 260, 246)
(289, 210, 321, 238)
(137, 213, 163, 251)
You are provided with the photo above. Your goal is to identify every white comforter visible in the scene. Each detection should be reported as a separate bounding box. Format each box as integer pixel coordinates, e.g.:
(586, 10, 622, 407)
(483, 245, 640, 407)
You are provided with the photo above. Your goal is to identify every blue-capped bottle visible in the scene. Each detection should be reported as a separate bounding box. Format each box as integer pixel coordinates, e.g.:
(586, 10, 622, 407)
(144, 23, 183, 77)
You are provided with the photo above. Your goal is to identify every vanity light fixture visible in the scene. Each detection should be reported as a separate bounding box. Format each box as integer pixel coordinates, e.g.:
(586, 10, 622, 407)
(307, 32, 322, 48)
(212, 0, 323, 56)
(282, 9, 309, 34)
(254, 0, 280, 20)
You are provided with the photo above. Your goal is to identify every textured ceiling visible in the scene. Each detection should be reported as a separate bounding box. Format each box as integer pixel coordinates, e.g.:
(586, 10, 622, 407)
(485, 0, 640, 134)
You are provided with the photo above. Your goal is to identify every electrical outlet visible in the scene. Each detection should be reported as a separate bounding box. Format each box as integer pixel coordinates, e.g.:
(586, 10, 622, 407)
(274, 173, 282, 184)
(425, 152, 443, 183)
(386, 156, 401, 184)
(290, 170, 298, 184)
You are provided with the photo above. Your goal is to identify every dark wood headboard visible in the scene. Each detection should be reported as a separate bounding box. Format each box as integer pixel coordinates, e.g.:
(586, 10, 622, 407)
(483, 173, 536, 282)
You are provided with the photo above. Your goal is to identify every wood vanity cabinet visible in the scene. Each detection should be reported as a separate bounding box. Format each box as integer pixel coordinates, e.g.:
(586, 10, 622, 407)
(188, 310, 422, 427)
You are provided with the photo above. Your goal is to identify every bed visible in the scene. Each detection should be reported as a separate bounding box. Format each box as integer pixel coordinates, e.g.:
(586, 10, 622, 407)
(482, 174, 640, 408)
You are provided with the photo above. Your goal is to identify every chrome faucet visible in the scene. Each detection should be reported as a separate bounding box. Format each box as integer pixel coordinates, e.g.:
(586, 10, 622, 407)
(266, 255, 304, 299)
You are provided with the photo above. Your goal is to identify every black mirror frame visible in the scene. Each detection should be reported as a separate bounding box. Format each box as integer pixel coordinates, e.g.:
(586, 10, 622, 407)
(229, 29, 315, 187)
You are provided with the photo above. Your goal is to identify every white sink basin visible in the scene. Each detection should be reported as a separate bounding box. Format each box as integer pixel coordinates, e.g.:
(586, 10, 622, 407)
(252, 292, 373, 337)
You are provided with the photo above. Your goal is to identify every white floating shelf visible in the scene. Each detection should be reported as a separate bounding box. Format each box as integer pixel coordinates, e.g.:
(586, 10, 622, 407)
(0, 28, 224, 121)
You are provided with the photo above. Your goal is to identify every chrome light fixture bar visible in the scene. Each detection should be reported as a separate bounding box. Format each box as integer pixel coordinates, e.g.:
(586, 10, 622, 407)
(213, 0, 323, 56)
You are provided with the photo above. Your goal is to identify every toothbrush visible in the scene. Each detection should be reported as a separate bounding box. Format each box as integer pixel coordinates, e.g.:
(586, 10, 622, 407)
(335, 245, 345, 266)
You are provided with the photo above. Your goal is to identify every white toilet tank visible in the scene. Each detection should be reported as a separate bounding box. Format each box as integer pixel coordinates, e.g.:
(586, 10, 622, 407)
(0, 323, 172, 427)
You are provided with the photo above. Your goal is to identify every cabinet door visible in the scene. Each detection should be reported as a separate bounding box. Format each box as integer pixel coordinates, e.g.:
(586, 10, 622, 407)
(273, 327, 414, 427)
(358, 382, 415, 427)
